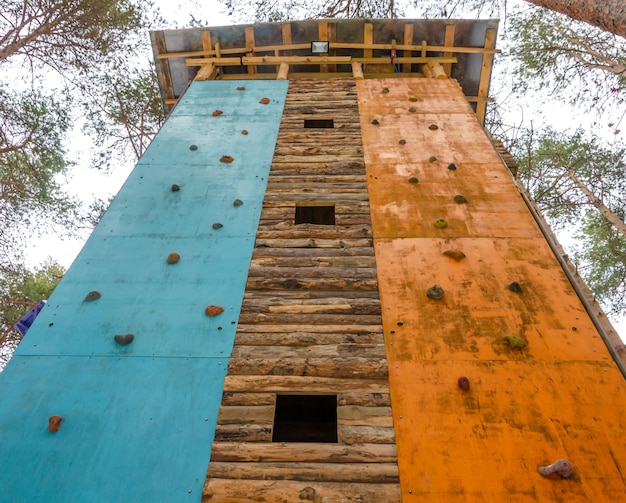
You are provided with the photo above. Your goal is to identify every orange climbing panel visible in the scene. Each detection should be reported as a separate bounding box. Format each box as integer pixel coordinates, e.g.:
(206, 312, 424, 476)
(358, 78, 626, 502)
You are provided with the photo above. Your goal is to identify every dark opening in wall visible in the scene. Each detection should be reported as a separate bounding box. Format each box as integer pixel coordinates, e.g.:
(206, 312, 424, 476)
(272, 394, 338, 443)
(295, 203, 335, 225)
(304, 118, 334, 128)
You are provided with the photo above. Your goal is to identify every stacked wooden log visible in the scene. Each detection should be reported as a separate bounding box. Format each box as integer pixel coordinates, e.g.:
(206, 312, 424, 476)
(203, 79, 401, 502)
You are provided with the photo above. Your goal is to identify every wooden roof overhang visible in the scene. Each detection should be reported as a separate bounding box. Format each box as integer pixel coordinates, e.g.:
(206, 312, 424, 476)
(150, 18, 499, 123)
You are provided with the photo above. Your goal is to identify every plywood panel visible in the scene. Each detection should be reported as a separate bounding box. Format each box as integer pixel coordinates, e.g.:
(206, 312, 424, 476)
(358, 77, 626, 501)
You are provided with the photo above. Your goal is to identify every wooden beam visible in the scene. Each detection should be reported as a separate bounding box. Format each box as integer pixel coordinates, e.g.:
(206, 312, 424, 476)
(352, 62, 364, 79)
(443, 24, 455, 76)
(475, 27, 497, 125)
(153, 32, 175, 102)
(277, 62, 289, 80)
(245, 26, 256, 74)
(318, 22, 329, 73)
(426, 61, 447, 79)
(402, 24, 414, 73)
(363, 23, 373, 59)
(194, 63, 216, 80)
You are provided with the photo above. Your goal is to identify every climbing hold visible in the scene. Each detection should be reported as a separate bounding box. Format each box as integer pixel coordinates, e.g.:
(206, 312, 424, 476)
(434, 219, 448, 228)
(212, 110, 223, 116)
(443, 249, 466, 261)
(458, 376, 470, 392)
(48, 415, 62, 433)
(408, 177, 419, 184)
(259, 97, 270, 104)
(205, 305, 224, 317)
(408, 107, 417, 113)
(84, 291, 101, 302)
(429, 156, 437, 162)
(236, 86, 245, 91)
(371, 119, 379, 125)
(429, 124, 439, 130)
(171, 184, 180, 192)
(220, 155, 234, 163)
(382, 87, 389, 93)
(299, 487, 317, 500)
(454, 195, 468, 204)
(189, 144, 198, 151)
(503, 335, 527, 349)
(241, 130, 248, 135)
(233, 199, 244, 207)
(399, 139, 406, 145)
(167, 252, 180, 264)
(508, 281, 522, 293)
(448, 163, 457, 171)
(427, 285, 445, 300)
(114, 334, 134, 345)
(212, 223, 223, 230)
(539, 459, 573, 479)
(408, 97, 418, 102)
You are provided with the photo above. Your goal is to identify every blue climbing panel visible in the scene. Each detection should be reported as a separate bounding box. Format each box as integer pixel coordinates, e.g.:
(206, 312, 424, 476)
(0, 80, 288, 501)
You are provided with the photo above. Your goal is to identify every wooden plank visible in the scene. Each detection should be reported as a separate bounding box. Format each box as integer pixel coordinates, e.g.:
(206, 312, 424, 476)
(337, 392, 391, 407)
(213, 423, 272, 442)
(338, 425, 396, 445)
(209, 442, 398, 463)
(194, 63, 216, 81)
(475, 27, 497, 124)
(245, 277, 378, 291)
(234, 332, 384, 347)
(318, 22, 329, 73)
(153, 32, 175, 101)
(221, 392, 276, 406)
(217, 405, 275, 425)
(223, 375, 391, 394)
(363, 23, 373, 59)
(202, 479, 401, 502)
(337, 406, 393, 427)
(443, 24, 455, 76)
(206, 462, 399, 483)
(234, 324, 382, 334)
(227, 358, 389, 379)
(402, 24, 414, 73)
(245, 26, 256, 74)
(231, 345, 386, 360)
(186, 56, 352, 66)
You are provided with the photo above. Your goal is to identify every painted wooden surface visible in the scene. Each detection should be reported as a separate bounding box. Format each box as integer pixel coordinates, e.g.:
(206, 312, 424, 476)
(203, 79, 400, 502)
(0, 80, 287, 502)
(358, 78, 626, 501)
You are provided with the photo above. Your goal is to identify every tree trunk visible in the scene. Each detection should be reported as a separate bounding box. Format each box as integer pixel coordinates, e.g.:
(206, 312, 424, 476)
(565, 169, 626, 237)
(526, 0, 626, 39)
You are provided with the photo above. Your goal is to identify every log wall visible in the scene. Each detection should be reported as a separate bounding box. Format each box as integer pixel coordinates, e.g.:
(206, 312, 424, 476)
(203, 79, 401, 502)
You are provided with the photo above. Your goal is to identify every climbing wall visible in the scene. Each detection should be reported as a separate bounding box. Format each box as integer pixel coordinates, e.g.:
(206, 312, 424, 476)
(358, 78, 626, 501)
(0, 80, 287, 501)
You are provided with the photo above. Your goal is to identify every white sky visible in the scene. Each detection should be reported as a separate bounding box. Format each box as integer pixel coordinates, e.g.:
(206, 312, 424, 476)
(22, 0, 626, 340)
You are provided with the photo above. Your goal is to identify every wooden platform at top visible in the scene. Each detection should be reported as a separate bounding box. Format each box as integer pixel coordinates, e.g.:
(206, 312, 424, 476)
(150, 18, 499, 123)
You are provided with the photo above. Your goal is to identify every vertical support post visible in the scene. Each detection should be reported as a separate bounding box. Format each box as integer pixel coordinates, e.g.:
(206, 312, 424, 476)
(476, 27, 496, 125)
(443, 24, 455, 76)
(245, 26, 256, 74)
(403, 24, 414, 73)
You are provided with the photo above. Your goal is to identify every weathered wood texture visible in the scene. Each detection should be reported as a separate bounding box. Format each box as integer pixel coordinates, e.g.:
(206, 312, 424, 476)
(203, 79, 400, 502)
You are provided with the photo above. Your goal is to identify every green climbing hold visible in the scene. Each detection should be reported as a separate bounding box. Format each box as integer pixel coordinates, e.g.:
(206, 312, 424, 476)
(212, 223, 223, 229)
(408, 177, 419, 184)
(504, 335, 527, 349)
(434, 219, 448, 228)
(189, 144, 198, 150)
(448, 163, 457, 171)
(399, 139, 406, 145)
(371, 119, 379, 125)
(233, 199, 243, 207)
(429, 156, 437, 162)
(428, 124, 439, 130)
(427, 285, 445, 300)
(408, 107, 417, 113)
(453, 195, 468, 204)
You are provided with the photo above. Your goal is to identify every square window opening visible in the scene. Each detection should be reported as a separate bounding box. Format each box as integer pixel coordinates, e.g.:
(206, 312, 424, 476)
(304, 118, 334, 128)
(272, 394, 338, 443)
(295, 204, 335, 225)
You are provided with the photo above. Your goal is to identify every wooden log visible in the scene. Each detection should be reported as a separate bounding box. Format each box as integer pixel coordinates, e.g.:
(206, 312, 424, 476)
(202, 479, 401, 503)
(276, 61, 289, 80)
(213, 424, 272, 442)
(337, 406, 394, 427)
(233, 332, 384, 347)
(209, 442, 398, 463)
(244, 277, 378, 291)
(223, 375, 391, 394)
(242, 290, 381, 301)
(195, 62, 216, 80)
(426, 60, 447, 78)
(338, 425, 396, 445)
(221, 392, 276, 406)
(234, 324, 383, 334)
(231, 344, 386, 360)
(206, 462, 399, 483)
(249, 256, 377, 268)
(253, 228, 372, 240)
(226, 357, 389, 379)
(246, 266, 376, 280)
(217, 405, 275, 425)
(337, 392, 391, 407)
(237, 313, 381, 325)
(252, 238, 373, 249)
(251, 247, 375, 258)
